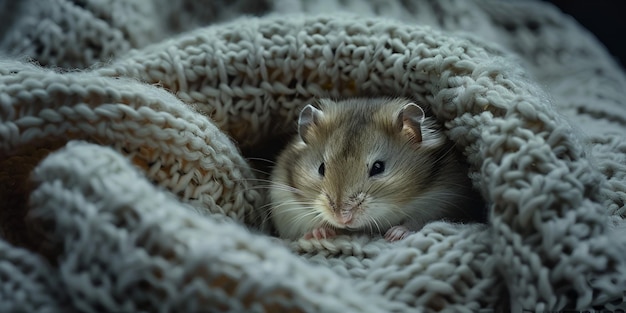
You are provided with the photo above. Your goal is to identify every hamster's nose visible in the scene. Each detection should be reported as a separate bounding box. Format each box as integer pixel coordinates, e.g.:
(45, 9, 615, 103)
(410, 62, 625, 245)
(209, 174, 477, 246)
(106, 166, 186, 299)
(339, 209, 353, 224)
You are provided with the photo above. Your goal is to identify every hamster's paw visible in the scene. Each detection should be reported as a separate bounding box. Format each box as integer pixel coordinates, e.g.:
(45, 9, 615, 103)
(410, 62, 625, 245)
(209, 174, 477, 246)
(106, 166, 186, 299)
(384, 225, 414, 242)
(304, 227, 336, 240)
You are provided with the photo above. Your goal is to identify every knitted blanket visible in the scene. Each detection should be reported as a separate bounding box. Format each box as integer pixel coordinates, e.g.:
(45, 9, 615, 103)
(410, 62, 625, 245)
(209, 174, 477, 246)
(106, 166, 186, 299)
(1, 0, 626, 312)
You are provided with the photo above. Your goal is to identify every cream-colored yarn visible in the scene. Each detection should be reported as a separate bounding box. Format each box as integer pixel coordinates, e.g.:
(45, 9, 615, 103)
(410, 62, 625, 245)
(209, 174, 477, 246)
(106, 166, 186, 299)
(1, 0, 625, 312)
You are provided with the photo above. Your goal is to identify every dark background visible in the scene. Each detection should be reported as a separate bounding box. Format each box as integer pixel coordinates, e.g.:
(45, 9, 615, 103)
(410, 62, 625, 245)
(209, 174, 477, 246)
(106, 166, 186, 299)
(546, 0, 625, 69)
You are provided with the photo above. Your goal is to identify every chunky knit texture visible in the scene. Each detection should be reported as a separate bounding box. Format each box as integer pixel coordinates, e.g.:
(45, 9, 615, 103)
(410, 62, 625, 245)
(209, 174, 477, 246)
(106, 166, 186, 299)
(1, 0, 626, 312)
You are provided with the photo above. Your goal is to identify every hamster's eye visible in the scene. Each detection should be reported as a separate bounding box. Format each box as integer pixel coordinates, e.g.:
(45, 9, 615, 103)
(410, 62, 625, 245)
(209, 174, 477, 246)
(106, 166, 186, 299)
(369, 161, 385, 177)
(318, 163, 325, 177)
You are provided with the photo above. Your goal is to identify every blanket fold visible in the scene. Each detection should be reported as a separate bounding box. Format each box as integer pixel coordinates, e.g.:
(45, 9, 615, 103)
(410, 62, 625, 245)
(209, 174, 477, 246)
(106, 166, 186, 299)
(23, 141, 400, 313)
(1, 0, 625, 312)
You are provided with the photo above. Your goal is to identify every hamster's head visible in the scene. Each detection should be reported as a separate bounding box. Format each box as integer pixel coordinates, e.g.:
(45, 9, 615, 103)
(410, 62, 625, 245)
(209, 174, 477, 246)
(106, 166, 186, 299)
(271, 98, 450, 238)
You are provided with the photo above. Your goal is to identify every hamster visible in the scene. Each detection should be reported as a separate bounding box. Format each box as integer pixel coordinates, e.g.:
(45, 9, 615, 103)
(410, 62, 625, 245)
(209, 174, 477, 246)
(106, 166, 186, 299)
(269, 98, 484, 242)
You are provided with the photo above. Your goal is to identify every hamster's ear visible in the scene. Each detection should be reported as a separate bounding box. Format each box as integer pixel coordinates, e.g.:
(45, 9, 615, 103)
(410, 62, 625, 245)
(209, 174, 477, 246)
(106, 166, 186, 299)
(396, 103, 425, 143)
(298, 104, 324, 144)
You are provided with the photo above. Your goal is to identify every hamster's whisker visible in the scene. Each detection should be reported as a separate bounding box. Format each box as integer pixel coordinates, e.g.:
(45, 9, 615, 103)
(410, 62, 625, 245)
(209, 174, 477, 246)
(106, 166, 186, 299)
(290, 210, 324, 229)
(246, 157, 278, 165)
(388, 191, 476, 205)
(364, 220, 372, 235)
(258, 198, 311, 212)
(280, 208, 318, 217)
(271, 199, 314, 207)
(271, 202, 315, 212)
(398, 202, 442, 220)
(231, 164, 273, 178)
(256, 202, 278, 211)
(263, 198, 309, 206)
(394, 209, 414, 221)
(237, 179, 305, 194)
(263, 186, 307, 196)
(235, 182, 278, 193)
(293, 210, 319, 221)
(235, 178, 275, 184)
(286, 210, 315, 225)
(256, 210, 274, 227)
(241, 181, 306, 196)
(369, 216, 383, 235)
(234, 177, 295, 188)
(438, 143, 458, 161)
(410, 195, 466, 209)
(380, 203, 412, 220)
(366, 187, 403, 199)
(319, 219, 330, 228)
(378, 214, 396, 231)
(270, 183, 306, 195)
(248, 167, 274, 177)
